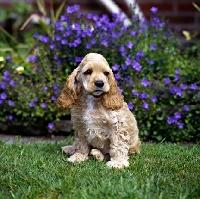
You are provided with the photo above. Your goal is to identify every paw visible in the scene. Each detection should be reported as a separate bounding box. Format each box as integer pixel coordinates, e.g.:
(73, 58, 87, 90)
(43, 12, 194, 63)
(67, 153, 88, 163)
(62, 146, 76, 155)
(106, 160, 129, 169)
(90, 149, 104, 161)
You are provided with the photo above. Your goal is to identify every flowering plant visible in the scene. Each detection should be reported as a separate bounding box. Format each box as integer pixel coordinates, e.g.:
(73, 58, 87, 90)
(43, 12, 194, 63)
(0, 5, 199, 141)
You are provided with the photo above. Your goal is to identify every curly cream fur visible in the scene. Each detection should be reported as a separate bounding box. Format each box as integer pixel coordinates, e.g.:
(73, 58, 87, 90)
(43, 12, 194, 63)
(58, 53, 140, 169)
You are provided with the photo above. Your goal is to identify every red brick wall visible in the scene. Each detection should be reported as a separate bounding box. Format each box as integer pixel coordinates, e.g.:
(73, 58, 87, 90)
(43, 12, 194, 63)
(0, 0, 199, 39)
(137, 0, 200, 39)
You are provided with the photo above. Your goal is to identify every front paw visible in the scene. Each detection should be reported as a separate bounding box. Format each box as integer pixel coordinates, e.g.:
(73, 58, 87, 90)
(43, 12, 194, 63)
(106, 160, 129, 169)
(67, 153, 88, 163)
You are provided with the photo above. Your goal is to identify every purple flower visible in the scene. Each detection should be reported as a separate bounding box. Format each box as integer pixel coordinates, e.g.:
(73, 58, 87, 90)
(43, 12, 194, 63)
(150, 7, 158, 14)
(191, 83, 197, 90)
(170, 86, 179, 94)
(142, 102, 149, 109)
(74, 57, 83, 62)
(8, 100, 14, 106)
(141, 79, 150, 87)
(66, 5, 80, 14)
(9, 80, 16, 87)
(34, 97, 38, 102)
(164, 77, 171, 85)
(8, 115, 13, 121)
(174, 111, 181, 120)
(41, 103, 47, 109)
(114, 74, 121, 80)
(86, 44, 91, 49)
(128, 102, 134, 110)
(50, 44, 55, 50)
(159, 22, 165, 28)
(177, 122, 184, 129)
(3, 71, 9, 81)
(112, 64, 120, 71)
(122, 65, 128, 70)
(175, 69, 180, 75)
(56, 60, 61, 66)
(48, 123, 54, 130)
(39, 35, 49, 43)
(132, 90, 139, 97)
(0, 93, 7, 100)
(119, 46, 126, 57)
(148, 60, 154, 65)
(101, 40, 108, 47)
(130, 31, 136, 36)
(125, 57, 132, 65)
(6, 56, 12, 62)
(61, 39, 68, 45)
(91, 39, 96, 45)
(51, 96, 56, 101)
(27, 55, 37, 63)
(180, 84, 187, 90)
(167, 116, 176, 124)
(150, 43, 157, 50)
(132, 61, 142, 71)
(174, 75, 179, 81)
(135, 51, 144, 61)
(55, 35, 61, 41)
(0, 82, 6, 89)
(29, 102, 35, 107)
(140, 93, 149, 99)
(73, 38, 81, 47)
(33, 32, 39, 39)
(151, 96, 157, 103)
(176, 90, 183, 97)
(183, 105, 189, 112)
(126, 41, 133, 49)
(43, 87, 48, 92)
(54, 55, 59, 61)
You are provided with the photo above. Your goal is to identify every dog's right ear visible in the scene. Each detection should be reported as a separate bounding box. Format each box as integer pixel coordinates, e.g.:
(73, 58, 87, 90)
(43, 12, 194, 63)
(57, 67, 80, 109)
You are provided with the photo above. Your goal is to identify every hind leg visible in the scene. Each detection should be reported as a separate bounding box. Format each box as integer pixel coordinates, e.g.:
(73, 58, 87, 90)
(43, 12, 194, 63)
(90, 149, 104, 161)
(62, 145, 76, 155)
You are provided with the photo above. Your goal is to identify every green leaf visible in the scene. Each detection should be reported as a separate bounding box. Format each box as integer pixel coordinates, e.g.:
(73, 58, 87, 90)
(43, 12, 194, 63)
(193, 2, 200, 12)
(37, 0, 46, 17)
(55, 0, 67, 20)
(38, 19, 51, 36)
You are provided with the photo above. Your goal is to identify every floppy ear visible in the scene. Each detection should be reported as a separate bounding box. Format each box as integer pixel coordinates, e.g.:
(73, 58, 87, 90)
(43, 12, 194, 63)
(57, 67, 80, 109)
(102, 72, 123, 110)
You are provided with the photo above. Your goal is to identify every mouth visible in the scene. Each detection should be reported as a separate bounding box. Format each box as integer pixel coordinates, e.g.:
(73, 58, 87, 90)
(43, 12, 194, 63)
(92, 90, 104, 98)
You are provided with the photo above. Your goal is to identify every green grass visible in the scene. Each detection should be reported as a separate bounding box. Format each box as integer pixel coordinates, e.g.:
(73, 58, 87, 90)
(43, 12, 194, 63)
(0, 138, 199, 199)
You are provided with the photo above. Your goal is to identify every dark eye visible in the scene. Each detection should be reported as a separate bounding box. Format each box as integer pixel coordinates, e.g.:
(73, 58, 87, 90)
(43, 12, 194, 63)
(104, 72, 109, 76)
(84, 69, 92, 75)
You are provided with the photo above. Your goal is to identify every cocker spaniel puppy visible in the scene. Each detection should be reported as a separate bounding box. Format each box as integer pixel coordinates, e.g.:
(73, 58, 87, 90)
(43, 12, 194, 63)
(57, 53, 140, 168)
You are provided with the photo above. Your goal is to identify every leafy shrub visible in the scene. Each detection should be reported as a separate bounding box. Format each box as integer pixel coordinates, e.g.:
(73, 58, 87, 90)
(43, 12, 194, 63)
(0, 5, 199, 141)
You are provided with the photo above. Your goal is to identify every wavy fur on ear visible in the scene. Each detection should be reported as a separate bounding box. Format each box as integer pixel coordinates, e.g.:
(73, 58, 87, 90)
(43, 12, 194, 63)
(102, 72, 123, 110)
(57, 67, 80, 109)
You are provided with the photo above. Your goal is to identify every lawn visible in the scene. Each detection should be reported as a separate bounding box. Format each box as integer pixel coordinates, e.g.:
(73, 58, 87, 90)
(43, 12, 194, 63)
(0, 138, 199, 199)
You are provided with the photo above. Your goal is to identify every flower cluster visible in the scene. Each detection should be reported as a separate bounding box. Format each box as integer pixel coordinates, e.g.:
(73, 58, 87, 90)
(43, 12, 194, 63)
(0, 4, 199, 141)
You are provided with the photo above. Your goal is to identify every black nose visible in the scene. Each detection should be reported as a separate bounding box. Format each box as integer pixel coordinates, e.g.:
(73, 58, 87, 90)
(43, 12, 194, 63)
(95, 80, 104, 88)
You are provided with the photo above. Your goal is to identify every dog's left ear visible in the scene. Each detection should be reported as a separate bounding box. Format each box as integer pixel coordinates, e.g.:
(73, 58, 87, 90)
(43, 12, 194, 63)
(102, 72, 123, 110)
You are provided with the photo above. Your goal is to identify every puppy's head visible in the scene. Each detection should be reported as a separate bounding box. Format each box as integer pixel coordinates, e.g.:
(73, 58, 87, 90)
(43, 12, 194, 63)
(57, 53, 123, 110)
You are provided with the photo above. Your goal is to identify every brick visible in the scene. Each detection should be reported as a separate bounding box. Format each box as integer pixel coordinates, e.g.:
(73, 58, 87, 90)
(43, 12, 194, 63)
(178, 3, 199, 11)
(165, 16, 195, 24)
(139, 3, 174, 12)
